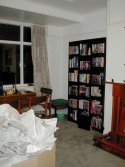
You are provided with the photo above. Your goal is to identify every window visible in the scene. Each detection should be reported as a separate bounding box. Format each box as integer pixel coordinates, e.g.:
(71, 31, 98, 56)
(0, 23, 33, 85)
(0, 24, 20, 41)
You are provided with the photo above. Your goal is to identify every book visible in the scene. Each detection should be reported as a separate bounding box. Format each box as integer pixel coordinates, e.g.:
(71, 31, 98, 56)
(79, 99, 89, 111)
(91, 116, 102, 130)
(79, 99, 83, 109)
(80, 43, 91, 56)
(83, 100, 89, 111)
(69, 99, 77, 109)
(74, 70, 78, 82)
(96, 104, 103, 116)
(79, 74, 90, 83)
(70, 110, 77, 121)
(80, 61, 91, 70)
(91, 86, 102, 97)
(79, 85, 90, 97)
(69, 46, 79, 55)
(92, 43, 105, 54)
(69, 57, 78, 68)
(99, 43, 105, 53)
(92, 57, 104, 67)
(69, 70, 78, 82)
(80, 44, 83, 55)
(91, 74, 101, 85)
(83, 44, 88, 55)
(90, 100, 101, 114)
(69, 85, 78, 96)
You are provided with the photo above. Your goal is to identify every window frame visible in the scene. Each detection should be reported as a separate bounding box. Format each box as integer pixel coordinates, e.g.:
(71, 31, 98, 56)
(0, 21, 32, 86)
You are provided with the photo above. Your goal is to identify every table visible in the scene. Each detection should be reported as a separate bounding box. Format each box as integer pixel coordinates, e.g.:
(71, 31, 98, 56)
(51, 99, 68, 117)
(0, 91, 36, 113)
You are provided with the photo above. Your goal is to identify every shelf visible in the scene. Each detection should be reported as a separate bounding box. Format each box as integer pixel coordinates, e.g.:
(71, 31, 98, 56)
(68, 37, 106, 132)
(68, 95, 78, 98)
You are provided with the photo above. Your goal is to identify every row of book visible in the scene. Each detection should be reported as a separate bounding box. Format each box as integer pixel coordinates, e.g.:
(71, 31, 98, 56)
(70, 58, 104, 70)
(79, 73, 104, 84)
(79, 43, 105, 55)
(80, 44, 91, 56)
(69, 98, 78, 109)
(69, 43, 105, 56)
(69, 46, 79, 55)
(69, 85, 102, 98)
(91, 116, 102, 130)
(92, 43, 105, 54)
(79, 74, 90, 83)
(69, 110, 77, 121)
(79, 85, 102, 97)
(69, 56, 78, 68)
(79, 99, 89, 111)
(90, 100, 102, 115)
(68, 99, 101, 111)
(79, 58, 104, 70)
(69, 70, 78, 82)
(80, 61, 91, 70)
(91, 73, 104, 85)
(92, 57, 104, 67)
(69, 85, 78, 96)
(91, 86, 102, 97)
(79, 85, 90, 97)
(82, 100, 102, 116)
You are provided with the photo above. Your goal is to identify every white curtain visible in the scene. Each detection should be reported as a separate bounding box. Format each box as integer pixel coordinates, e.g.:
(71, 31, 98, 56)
(31, 25, 51, 95)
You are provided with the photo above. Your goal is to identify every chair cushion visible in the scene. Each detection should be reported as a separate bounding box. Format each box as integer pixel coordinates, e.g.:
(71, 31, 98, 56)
(31, 104, 45, 112)
(22, 105, 45, 115)
(31, 105, 45, 118)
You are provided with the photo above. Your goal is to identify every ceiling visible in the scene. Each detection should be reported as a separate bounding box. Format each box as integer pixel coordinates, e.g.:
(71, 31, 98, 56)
(0, 0, 108, 26)
(27, 0, 107, 15)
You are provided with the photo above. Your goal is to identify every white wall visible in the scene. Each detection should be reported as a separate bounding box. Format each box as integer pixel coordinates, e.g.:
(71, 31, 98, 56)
(46, 26, 64, 99)
(63, 8, 107, 40)
(104, 0, 125, 133)
(62, 8, 107, 101)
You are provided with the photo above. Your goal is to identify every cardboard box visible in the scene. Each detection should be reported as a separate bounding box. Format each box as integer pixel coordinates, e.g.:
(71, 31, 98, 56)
(11, 144, 55, 167)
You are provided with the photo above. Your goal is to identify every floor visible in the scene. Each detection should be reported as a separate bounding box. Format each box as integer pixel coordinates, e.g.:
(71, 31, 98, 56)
(55, 120, 125, 167)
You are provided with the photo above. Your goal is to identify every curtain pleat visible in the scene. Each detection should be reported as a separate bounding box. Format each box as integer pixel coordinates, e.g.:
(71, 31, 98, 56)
(31, 25, 51, 95)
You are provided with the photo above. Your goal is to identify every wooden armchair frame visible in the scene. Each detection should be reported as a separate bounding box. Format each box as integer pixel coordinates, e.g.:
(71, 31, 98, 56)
(28, 95, 49, 118)
(40, 87, 52, 118)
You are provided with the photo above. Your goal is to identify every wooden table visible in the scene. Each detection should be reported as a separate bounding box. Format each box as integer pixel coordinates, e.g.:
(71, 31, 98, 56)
(0, 91, 36, 113)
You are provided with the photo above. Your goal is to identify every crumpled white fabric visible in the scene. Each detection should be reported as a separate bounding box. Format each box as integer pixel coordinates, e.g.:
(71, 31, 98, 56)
(0, 104, 57, 167)
(20, 109, 57, 153)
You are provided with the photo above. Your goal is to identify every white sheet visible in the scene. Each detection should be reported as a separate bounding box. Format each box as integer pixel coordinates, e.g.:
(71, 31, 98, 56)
(0, 104, 57, 167)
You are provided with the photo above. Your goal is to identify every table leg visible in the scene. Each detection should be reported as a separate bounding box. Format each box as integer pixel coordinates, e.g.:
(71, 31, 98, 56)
(55, 108, 57, 117)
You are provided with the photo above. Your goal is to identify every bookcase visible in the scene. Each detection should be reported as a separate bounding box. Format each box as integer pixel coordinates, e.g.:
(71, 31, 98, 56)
(68, 37, 106, 132)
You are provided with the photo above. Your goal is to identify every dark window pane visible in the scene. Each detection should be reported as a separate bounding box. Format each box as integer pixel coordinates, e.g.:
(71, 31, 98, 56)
(24, 46, 33, 83)
(0, 44, 20, 85)
(0, 24, 20, 41)
(23, 27, 31, 42)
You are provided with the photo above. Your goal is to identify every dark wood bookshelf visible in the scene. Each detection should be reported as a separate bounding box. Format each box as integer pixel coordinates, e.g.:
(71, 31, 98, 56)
(68, 37, 106, 132)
